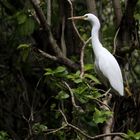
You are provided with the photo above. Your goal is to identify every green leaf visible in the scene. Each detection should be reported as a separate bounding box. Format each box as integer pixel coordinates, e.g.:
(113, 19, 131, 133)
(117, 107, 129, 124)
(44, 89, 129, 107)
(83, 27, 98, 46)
(73, 86, 88, 95)
(93, 108, 112, 124)
(125, 130, 140, 140)
(17, 18, 35, 36)
(17, 13, 27, 24)
(44, 68, 53, 76)
(84, 64, 93, 71)
(55, 91, 70, 100)
(17, 44, 30, 49)
(44, 66, 67, 77)
(75, 70, 81, 76)
(127, 130, 135, 136)
(32, 123, 48, 134)
(66, 71, 80, 80)
(84, 73, 100, 84)
(66, 71, 82, 83)
(74, 78, 83, 84)
(134, 13, 140, 20)
(0, 131, 11, 140)
(17, 44, 30, 62)
(22, 48, 30, 62)
(54, 66, 66, 73)
(135, 132, 140, 139)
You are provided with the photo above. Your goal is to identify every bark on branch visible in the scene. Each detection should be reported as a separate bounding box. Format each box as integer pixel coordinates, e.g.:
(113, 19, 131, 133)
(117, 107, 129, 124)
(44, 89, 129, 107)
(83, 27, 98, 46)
(112, 0, 122, 26)
(35, 48, 79, 70)
(59, 109, 126, 140)
(30, 0, 63, 57)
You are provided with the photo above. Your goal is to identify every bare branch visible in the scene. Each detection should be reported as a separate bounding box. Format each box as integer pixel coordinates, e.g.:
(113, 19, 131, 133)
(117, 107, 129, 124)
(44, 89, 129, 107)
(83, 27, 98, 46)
(33, 48, 79, 70)
(113, 27, 120, 55)
(30, 0, 63, 57)
(37, 48, 58, 61)
(93, 98, 112, 111)
(63, 81, 84, 112)
(67, 0, 85, 44)
(101, 91, 113, 140)
(47, 0, 51, 25)
(86, 0, 97, 16)
(61, 16, 67, 57)
(46, 124, 67, 135)
(112, 0, 122, 26)
(80, 37, 91, 78)
(59, 109, 126, 140)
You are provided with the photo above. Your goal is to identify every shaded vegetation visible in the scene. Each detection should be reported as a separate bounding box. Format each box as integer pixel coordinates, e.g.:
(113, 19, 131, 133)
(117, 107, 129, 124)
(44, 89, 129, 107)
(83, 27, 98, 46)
(0, 0, 140, 140)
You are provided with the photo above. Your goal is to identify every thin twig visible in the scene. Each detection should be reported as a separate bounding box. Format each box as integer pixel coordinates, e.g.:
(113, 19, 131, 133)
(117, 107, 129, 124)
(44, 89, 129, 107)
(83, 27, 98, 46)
(80, 37, 92, 78)
(63, 82, 78, 108)
(67, 0, 85, 44)
(63, 81, 84, 112)
(45, 124, 67, 135)
(113, 27, 120, 55)
(59, 109, 126, 140)
(47, 0, 51, 25)
(93, 98, 112, 111)
(61, 16, 67, 57)
(37, 48, 58, 61)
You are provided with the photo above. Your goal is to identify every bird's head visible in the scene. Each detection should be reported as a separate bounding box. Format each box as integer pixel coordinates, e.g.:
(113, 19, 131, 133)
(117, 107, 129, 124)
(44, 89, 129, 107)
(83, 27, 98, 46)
(68, 13, 91, 20)
(68, 13, 100, 27)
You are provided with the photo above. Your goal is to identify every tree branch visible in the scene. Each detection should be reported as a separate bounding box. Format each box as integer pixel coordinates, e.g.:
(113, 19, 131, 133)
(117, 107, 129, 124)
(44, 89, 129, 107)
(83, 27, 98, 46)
(61, 16, 67, 57)
(80, 37, 91, 78)
(47, 0, 51, 25)
(63, 81, 84, 112)
(113, 27, 120, 55)
(33, 47, 79, 70)
(86, 0, 97, 16)
(112, 0, 122, 26)
(30, 0, 63, 57)
(59, 109, 126, 140)
(67, 0, 85, 44)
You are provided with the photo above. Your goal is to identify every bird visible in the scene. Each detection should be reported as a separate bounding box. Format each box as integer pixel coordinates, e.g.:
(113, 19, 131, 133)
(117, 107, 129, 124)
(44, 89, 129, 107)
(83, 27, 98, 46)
(69, 13, 124, 96)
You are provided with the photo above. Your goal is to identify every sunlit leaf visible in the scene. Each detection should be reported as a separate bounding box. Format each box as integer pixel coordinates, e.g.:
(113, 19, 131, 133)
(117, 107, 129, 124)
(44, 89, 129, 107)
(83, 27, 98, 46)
(84, 64, 93, 71)
(125, 130, 140, 140)
(74, 78, 83, 83)
(55, 91, 70, 100)
(54, 66, 66, 73)
(44, 66, 67, 77)
(0, 131, 12, 140)
(84, 73, 100, 84)
(17, 44, 30, 62)
(17, 44, 30, 49)
(93, 108, 112, 124)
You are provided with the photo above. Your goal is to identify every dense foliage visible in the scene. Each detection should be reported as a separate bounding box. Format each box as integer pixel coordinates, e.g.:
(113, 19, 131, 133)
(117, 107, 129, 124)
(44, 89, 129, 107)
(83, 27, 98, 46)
(0, 0, 140, 140)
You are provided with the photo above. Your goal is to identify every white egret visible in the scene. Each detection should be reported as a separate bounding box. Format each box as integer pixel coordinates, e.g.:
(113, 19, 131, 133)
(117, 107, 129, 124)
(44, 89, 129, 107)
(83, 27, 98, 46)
(69, 13, 124, 96)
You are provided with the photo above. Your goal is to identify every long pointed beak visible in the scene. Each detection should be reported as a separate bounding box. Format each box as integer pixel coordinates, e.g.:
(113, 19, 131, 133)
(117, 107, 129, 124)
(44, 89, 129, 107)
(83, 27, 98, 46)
(68, 16, 85, 20)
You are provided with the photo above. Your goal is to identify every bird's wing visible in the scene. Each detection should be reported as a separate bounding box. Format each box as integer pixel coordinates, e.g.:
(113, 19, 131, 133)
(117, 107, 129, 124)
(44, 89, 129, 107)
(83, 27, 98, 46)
(96, 48, 124, 96)
(95, 60, 109, 87)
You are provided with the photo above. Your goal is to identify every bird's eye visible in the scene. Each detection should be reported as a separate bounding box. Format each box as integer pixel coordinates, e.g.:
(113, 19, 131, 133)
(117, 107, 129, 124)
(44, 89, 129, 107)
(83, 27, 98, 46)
(85, 15, 88, 18)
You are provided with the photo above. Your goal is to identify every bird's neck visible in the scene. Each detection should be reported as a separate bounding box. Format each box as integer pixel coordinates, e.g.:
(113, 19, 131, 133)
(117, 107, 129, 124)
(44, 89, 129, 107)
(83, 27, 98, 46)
(91, 25, 103, 58)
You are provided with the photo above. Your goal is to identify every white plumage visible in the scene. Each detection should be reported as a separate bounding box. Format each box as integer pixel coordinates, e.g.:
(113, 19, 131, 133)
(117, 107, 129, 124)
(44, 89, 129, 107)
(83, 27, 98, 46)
(69, 13, 124, 96)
